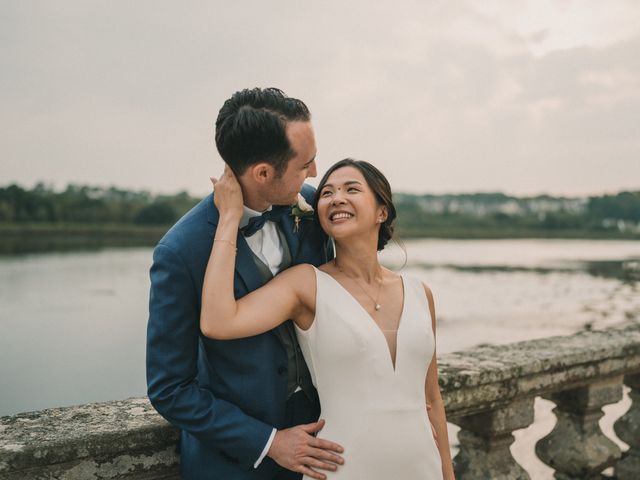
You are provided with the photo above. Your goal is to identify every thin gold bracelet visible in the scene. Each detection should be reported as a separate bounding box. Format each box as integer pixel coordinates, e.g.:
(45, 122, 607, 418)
(214, 238, 237, 252)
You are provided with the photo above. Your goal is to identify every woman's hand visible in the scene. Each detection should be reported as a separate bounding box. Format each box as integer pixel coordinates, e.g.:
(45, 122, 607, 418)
(211, 166, 243, 222)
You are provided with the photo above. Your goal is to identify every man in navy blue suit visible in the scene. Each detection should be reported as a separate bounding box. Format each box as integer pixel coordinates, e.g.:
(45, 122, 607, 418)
(147, 88, 344, 479)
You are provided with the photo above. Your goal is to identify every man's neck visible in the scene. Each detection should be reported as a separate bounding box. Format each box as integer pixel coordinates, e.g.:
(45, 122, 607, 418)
(240, 187, 271, 213)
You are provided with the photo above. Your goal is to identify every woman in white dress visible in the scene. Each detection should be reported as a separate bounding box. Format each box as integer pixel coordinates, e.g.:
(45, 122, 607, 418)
(201, 159, 455, 480)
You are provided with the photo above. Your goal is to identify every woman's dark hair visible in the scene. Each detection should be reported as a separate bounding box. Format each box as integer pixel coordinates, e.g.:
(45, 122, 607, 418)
(215, 87, 311, 176)
(314, 159, 397, 251)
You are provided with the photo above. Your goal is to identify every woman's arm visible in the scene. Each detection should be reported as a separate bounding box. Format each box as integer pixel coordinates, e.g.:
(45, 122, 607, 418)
(201, 169, 314, 340)
(423, 284, 456, 480)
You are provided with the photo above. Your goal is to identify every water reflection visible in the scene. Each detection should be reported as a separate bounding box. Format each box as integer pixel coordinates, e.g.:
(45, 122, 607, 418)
(583, 260, 640, 283)
(1, 239, 639, 418)
(0, 238, 155, 256)
(408, 259, 640, 283)
(0, 248, 153, 417)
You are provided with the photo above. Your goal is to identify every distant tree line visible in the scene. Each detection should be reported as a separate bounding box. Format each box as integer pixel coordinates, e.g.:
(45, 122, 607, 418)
(587, 192, 640, 222)
(0, 183, 198, 225)
(395, 191, 640, 237)
(1, 184, 639, 236)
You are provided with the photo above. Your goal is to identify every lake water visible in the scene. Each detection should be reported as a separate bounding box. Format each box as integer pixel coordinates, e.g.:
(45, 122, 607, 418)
(1, 239, 638, 477)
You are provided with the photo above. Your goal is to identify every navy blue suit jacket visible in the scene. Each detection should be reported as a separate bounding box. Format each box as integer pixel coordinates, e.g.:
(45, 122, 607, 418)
(146, 184, 332, 479)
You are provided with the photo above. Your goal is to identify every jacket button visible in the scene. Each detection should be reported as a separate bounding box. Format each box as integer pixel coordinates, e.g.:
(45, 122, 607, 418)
(277, 366, 287, 375)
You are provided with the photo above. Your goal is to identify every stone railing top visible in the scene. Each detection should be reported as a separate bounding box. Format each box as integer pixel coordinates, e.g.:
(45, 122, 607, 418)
(439, 321, 640, 417)
(0, 397, 177, 475)
(2, 322, 639, 474)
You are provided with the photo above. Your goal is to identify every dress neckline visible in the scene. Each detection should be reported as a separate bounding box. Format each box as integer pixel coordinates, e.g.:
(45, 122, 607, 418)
(315, 266, 406, 372)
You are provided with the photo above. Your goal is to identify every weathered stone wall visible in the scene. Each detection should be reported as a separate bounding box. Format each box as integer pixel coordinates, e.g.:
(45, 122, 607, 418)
(2, 322, 639, 479)
(0, 398, 179, 479)
(440, 321, 640, 419)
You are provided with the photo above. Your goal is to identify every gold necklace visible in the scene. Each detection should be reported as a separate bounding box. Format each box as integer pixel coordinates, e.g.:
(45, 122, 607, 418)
(334, 259, 383, 311)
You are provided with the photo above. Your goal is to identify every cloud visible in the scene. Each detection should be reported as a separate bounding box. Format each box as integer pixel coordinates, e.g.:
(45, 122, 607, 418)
(1, 1, 638, 196)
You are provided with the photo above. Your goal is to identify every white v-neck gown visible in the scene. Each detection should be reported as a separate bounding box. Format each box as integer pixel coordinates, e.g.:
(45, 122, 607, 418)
(294, 267, 444, 479)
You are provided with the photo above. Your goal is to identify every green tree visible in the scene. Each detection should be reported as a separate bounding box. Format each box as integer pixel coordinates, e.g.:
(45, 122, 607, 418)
(134, 202, 178, 225)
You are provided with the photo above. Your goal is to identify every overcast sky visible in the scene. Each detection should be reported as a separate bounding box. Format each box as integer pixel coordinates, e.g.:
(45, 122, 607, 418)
(2, 0, 639, 197)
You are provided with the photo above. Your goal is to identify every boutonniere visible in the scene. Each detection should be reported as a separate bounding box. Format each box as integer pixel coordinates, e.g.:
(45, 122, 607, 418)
(291, 193, 315, 233)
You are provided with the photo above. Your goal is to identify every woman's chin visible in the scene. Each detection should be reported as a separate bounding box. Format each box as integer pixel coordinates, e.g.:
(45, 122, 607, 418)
(324, 225, 357, 242)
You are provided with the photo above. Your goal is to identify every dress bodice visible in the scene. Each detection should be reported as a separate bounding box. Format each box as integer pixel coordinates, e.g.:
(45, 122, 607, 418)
(294, 267, 444, 479)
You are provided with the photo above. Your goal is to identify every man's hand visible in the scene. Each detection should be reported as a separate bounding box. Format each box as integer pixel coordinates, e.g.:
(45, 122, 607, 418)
(267, 420, 344, 480)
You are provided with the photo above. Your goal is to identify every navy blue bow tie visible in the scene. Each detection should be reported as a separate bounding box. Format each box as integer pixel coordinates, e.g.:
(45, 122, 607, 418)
(241, 205, 290, 237)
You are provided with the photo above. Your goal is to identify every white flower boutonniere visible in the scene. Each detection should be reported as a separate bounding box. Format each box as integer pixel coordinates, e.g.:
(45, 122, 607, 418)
(291, 193, 315, 233)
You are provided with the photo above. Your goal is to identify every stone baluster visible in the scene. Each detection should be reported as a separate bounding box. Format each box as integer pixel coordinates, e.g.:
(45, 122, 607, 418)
(614, 373, 640, 480)
(452, 397, 535, 480)
(536, 377, 623, 480)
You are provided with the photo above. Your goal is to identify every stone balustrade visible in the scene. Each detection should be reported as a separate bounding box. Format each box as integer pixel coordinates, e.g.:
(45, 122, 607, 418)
(442, 322, 640, 479)
(2, 322, 639, 480)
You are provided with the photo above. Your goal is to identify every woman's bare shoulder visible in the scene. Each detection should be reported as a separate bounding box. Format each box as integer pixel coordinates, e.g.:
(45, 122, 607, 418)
(274, 264, 317, 297)
(277, 263, 317, 282)
(274, 264, 318, 320)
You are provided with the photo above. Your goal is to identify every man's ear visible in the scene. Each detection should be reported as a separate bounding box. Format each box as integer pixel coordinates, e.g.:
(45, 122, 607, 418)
(249, 162, 276, 184)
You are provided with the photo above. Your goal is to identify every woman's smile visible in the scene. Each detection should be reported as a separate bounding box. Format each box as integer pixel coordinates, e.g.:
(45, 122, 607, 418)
(329, 211, 354, 223)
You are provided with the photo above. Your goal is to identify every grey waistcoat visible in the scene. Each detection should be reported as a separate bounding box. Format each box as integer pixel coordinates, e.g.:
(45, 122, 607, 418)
(247, 225, 315, 400)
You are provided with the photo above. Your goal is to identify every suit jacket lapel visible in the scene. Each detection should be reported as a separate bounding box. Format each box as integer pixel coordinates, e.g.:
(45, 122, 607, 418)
(235, 236, 263, 292)
(277, 211, 301, 262)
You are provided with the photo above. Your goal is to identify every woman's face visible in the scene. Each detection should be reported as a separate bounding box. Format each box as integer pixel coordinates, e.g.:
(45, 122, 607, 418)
(317, 166, 385, 242)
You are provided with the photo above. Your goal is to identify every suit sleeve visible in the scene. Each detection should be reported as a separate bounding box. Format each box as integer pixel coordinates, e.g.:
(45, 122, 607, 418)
(146, 242, 273, 468)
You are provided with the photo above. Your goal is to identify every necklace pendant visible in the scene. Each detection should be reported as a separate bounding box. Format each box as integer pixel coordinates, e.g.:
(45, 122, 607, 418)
(375, 304, 381, 311)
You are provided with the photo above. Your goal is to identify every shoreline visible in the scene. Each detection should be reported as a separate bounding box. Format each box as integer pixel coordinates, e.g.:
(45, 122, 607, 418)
(1, 223, 638, 240)
(0, 223, 637, 256)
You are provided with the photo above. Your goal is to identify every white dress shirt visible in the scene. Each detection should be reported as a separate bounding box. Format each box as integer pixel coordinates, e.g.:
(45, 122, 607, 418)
(240, 205, 284, 277)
